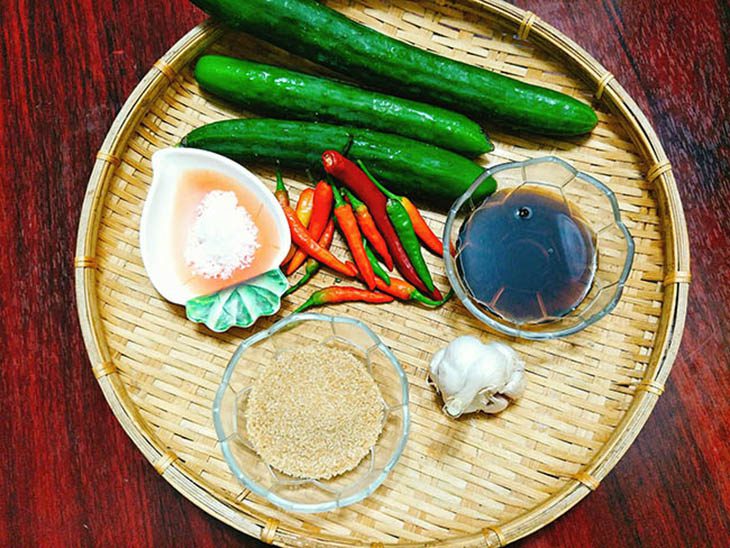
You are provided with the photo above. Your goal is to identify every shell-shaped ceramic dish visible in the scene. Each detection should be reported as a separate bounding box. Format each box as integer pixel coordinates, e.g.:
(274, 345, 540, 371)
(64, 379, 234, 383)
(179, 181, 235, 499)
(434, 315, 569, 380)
(139, 147, 290, 305)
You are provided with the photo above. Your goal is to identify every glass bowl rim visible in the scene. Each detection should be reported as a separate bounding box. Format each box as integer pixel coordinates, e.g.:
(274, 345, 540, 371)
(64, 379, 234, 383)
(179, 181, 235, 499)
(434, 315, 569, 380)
(443, 155, 635, 340)
(212, 312, 411, 513)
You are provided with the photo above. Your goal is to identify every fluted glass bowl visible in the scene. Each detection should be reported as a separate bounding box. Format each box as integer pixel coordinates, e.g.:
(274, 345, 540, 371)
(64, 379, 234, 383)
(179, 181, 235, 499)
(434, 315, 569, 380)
(213, 313, 409, 513)
(444, 156, 634, 340)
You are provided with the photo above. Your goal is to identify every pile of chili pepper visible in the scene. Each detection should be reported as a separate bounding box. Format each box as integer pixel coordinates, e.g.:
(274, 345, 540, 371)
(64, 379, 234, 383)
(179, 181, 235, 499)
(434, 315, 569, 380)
(323, 150, 447, 299)
(277, 155, 451, 312)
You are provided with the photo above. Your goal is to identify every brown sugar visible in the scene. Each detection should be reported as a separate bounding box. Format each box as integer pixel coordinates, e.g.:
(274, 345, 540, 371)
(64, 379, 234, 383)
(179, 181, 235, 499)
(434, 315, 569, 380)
(245, 346, 384, 479)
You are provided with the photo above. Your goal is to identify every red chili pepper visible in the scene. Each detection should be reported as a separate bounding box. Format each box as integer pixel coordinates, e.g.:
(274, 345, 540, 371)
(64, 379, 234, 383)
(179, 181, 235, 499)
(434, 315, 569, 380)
(342, 188, 393, 270)
(331, 184, 376, 290)
(283, 204, 357, 277)
(322, 150, 438, 298)
(282, 187, 314, 266)
(286, 181, 333, 275)
(283, 218, 336, 297)
(319, 217, 337, 249)
(372, 276, 452, 307)
(294, 286, 394, 313)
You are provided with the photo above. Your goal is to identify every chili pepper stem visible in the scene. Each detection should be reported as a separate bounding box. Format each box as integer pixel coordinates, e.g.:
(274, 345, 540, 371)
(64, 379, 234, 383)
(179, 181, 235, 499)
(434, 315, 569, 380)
(412, 288, 454, 307)
(356, 160, 397, 199)
(283, 259, 320, 297)
(275, 167, 288, 199)
(341, 133, 354, 157)
(294, 294, 319, 313)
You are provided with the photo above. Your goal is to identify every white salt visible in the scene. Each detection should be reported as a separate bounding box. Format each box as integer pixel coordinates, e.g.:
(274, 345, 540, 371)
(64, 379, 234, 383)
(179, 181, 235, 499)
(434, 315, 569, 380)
(184, 190, 260, 279)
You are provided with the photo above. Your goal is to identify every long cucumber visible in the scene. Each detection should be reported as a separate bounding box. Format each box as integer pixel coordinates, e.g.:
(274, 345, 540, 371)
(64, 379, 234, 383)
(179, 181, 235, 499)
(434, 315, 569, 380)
(190, 0, 598, 135)
(195, 55, 492, 157)
(181, 119, 490, 203)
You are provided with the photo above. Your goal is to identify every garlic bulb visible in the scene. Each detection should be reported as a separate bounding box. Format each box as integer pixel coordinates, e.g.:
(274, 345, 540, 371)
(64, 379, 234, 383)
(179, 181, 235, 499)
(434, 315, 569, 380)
(429, 336, 526, 418)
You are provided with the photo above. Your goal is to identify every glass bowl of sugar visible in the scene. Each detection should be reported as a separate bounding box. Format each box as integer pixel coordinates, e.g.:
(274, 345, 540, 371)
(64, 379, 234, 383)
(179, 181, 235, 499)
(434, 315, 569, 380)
(213, 313, 409, 513)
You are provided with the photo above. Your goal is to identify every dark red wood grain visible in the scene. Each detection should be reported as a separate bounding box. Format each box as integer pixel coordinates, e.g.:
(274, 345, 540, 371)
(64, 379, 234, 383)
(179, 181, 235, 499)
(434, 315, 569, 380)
(1, 1, 728, 546)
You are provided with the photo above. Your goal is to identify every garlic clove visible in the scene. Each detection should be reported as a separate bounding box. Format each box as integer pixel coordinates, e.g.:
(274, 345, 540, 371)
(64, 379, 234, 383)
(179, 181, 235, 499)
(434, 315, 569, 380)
(444, 397, 465, 418)
(479, 394, 509, 414)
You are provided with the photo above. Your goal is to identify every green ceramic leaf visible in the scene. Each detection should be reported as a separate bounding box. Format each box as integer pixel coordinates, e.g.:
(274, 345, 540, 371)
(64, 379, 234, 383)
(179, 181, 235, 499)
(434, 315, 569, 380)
(185, 269, 288, 332)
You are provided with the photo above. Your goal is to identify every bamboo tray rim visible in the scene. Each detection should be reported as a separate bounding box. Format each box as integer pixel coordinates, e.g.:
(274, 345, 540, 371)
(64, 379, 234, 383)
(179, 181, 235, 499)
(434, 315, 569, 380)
(74, 1, 690, 545)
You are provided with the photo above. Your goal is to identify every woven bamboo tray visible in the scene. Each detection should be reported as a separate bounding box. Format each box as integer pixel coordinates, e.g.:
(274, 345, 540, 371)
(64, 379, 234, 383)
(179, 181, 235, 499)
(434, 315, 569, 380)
(75, 1, 690, 545)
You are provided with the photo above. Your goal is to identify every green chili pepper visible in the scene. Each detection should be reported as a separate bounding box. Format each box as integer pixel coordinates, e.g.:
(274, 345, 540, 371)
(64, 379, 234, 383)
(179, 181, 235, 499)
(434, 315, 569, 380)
(384, 197, 434, 292)
(356, 160, 435, 292)
(356, 160, 437, 292)
(283, 258, 320, 297)
(364, 240, 390, 285)
(412, 288, 454, 307)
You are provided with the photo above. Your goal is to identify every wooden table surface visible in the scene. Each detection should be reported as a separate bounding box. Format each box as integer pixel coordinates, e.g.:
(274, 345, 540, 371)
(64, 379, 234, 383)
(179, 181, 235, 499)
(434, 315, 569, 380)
(2, 0, 728, 546)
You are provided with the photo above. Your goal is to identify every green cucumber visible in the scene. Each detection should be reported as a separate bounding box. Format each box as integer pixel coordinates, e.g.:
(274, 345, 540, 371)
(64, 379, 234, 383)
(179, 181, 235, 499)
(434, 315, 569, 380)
(190, 0, 597, 135)
(181, 119, 490, 203)
(195, 55, 492, 157)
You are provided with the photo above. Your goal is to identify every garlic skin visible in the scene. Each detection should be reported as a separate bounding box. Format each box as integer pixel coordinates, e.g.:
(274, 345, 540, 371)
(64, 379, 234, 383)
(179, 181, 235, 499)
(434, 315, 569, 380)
(429, 336, 526, 418)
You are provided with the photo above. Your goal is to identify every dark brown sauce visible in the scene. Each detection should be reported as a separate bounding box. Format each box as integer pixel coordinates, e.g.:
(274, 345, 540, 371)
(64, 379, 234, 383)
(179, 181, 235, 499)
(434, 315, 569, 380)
(457, 186, 596, 324)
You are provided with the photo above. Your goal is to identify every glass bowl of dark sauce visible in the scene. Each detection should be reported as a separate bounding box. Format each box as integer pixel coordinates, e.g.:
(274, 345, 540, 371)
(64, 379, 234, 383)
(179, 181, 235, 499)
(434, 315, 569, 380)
(444, 156, 634, 340)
